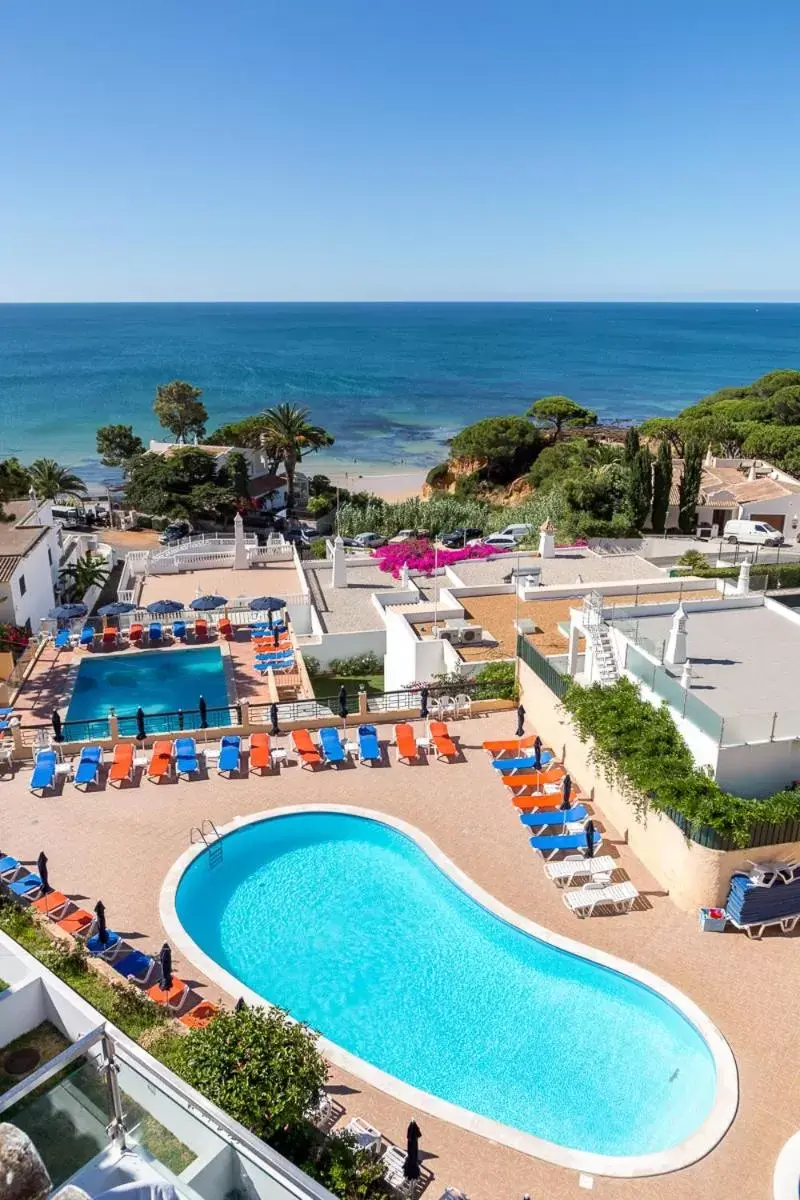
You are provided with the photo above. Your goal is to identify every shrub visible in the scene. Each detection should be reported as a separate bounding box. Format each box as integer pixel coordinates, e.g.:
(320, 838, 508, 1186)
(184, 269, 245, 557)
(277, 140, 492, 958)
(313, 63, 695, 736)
(373, 539, 504, 578)
(303, 655, 322, 676)
(307, 495, 332, 517)
(563, 677, 800, 846)
(677, 549, 708, 571)
(473, 660, 517, 700)
(327, 653, 382, 676)
(169, 1006, 328, 1142)
(309, 537, 328, 559)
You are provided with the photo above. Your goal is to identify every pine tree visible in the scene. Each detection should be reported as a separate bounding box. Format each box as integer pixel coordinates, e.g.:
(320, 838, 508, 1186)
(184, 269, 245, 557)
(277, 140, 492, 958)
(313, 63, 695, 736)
(650, 439, 672, 533)
(678, 441, 704, 534)
(627, 446, 653, 528)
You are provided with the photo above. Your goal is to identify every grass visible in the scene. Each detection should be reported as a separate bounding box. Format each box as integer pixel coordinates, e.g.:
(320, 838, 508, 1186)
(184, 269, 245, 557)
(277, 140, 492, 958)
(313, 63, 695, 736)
(309, 671, 384, 699)
(0, 1021, 71, 1096)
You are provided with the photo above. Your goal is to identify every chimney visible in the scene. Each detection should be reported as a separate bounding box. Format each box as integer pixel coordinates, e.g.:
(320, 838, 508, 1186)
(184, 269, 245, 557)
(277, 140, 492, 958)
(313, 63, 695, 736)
(747, 461, 757, 482)
(665, 604, 688, 666)
(331, 536, 348, 589)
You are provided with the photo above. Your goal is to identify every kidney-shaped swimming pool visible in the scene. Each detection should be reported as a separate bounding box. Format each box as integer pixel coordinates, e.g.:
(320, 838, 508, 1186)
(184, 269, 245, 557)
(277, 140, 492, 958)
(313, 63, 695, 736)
(167, 808, 735, 1171)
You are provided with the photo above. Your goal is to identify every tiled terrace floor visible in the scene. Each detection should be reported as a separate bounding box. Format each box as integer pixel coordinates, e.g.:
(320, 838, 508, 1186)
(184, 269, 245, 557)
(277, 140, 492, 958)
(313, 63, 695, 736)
(0, 709, 795, 1200)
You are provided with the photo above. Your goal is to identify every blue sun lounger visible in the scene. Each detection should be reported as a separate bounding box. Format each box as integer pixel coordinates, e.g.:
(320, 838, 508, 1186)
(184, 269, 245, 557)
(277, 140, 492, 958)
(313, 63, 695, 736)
(74, 746, 103, 789)
(520, 805, 588, 829)
(319, 726, 346, 766)
(86, 930, 122, 959)
(172, 620, 187, 641)
(491, 752, 553, 772)
(175, 737, 199, 777)
(30, 749, 58, 794)
(529, 829, 603, 860)
(358, 724, 380, 765)
(148, 622, 163, 644)
(79, 624, 95, 647)
(113, 949, 157, 984)
(54, 628, 71, 650)
(9, 873, 44, 899)
(0, 855, 22, 881)
(218, 735, 241, 775)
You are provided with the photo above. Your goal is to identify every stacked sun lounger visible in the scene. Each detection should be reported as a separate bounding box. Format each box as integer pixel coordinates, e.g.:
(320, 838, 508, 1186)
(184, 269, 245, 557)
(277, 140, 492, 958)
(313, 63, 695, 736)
(724, 867, 800, 937)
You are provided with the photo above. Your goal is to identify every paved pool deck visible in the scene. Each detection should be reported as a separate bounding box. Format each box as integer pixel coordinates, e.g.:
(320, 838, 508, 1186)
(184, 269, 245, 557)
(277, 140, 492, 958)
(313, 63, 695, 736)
(1, 709, 795, 1199)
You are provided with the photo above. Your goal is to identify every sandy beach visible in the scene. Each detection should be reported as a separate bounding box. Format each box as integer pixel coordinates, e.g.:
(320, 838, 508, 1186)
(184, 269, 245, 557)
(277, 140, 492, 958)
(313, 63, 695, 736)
(317, 462, 428, 501)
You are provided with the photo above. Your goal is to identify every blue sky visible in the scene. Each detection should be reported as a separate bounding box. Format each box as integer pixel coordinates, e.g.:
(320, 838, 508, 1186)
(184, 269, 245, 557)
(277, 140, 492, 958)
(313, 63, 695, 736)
(2, 0, 799, 301)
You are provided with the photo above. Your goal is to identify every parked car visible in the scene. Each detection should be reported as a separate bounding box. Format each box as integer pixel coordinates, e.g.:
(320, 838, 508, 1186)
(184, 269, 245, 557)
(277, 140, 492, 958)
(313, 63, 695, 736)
(440, 527, 483, 548)
(158, 521, 192, 545)
(353, 532, 387, 548)
(480, 533, 519, 549)
(723, 519, 784, 547)
(498, 523, 533, 543)
(284, 527, 312, 546)
(388, 528, 430, 543)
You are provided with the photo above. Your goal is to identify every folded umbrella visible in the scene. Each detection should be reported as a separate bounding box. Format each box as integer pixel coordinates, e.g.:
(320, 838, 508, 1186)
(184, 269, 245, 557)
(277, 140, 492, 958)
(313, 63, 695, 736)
(515, 704, 526, 739)
(338, 686, 348, 721)
(585, 819, 596, 859)
(94, 899, 108, 945)
(159, 942, 173, 990)
(533, 735, 542, 771)
(419, 686, 429, 719)
(269, 702, 280, 736)
(52, 710, 63, 742)
(135, 707, 146, 741)
(37, 851, 49, 895)
(404, 1120, 421, 1181)
(561, 774, 572, 808)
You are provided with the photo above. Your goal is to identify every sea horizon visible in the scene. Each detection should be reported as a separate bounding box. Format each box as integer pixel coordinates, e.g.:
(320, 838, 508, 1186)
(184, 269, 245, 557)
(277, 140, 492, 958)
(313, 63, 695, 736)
(2, 300, 799, 486)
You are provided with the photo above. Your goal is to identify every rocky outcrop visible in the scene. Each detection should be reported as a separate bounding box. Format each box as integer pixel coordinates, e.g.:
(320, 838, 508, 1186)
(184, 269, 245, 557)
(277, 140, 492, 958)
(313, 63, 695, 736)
(0, 1124, 51, 1200)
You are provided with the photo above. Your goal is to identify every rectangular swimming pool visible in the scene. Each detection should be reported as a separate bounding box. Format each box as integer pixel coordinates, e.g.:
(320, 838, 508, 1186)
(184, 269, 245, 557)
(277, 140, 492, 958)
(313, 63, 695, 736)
(65, 647, 233, 737)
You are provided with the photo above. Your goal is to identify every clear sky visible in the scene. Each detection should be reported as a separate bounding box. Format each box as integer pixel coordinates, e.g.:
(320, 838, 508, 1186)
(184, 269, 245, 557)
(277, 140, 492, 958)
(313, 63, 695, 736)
(2, 0, 799, 302)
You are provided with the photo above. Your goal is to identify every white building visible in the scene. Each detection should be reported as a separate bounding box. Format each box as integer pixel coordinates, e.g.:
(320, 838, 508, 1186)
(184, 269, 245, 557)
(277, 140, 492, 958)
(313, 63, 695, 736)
(667, 456, 800, 538)
(0, 498, 61, 632)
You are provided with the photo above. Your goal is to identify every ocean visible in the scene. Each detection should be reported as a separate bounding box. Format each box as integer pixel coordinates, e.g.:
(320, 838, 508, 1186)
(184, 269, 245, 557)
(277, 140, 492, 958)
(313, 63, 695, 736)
(1, 302, 798, 485)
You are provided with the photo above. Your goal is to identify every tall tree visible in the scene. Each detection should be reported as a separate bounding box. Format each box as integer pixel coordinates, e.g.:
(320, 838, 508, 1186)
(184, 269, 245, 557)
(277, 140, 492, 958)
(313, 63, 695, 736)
(154, 380, 207, 442)
(678, 441, 704, 535)
(526, 395, 597, 439)
(260, 403, 333, 511)
(650, 439, 672, 533)
(623, 426, 640, 465)
(449, 416, 541, 483)
(627, 445, 653, 529)
(96, 424, 145, 471)
(219, 450, 249, 503)
(28, 459, 87, 502)
(0, 457, 31, 503)
(58, 552, 110, 602)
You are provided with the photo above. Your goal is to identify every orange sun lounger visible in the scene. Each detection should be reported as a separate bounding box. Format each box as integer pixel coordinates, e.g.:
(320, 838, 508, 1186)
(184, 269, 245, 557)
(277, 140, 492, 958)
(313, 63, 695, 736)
(429, 720, 457, 760)
(57, 908, 93, 936)
(395, 722, 419, 763)
(292, 729, 323, 768)
(180, 1001, 221, 1029)
(249, 731, 271, 773)
(129, 623, 143, 642)
(109, 742, 135, 786)
(147, 740, 173, 781)
(194, 618, 208, 640)
(102, 626, 118, 647)
(32, 891, 71, 919)
(501, 767, 566, 790)
(218, 617, 233, 640)
(483, 735, 536, 757)
(511, 789, 578, 811)
(147, 978, 189, 1011)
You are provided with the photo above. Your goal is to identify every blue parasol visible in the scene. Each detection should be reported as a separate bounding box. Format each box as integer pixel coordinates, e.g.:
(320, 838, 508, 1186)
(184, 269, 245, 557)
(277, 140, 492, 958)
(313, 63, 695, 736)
(190, 595, 227, 611)
(248, 596, 284, 611)
(49, 603, 87, 620)
(146, 599, 184, 615)
(98, 601, 137, 617)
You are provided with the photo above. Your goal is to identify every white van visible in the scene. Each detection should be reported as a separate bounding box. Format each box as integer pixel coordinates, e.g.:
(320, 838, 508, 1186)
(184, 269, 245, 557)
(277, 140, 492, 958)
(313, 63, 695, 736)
(723, 519, 784, 547)
(498, 523, 533, 543)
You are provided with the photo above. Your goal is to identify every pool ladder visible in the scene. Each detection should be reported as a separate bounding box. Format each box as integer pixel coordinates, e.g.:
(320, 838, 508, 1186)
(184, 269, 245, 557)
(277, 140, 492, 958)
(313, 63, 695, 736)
(190, 819, 223, 869)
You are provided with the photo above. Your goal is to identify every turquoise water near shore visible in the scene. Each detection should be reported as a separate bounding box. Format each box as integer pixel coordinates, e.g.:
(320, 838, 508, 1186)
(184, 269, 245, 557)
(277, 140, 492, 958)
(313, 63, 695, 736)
(1, 302, 799, 483)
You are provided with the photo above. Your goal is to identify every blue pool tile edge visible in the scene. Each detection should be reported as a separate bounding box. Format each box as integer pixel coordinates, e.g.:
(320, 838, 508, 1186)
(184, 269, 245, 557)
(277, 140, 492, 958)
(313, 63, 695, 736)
(160, 803, 739, 1178)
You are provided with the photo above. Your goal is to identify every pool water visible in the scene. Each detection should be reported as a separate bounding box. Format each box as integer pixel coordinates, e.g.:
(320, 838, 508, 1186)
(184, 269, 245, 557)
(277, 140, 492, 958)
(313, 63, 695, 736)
(175, 812, 718, 1157)
(66, 647, 231, 735)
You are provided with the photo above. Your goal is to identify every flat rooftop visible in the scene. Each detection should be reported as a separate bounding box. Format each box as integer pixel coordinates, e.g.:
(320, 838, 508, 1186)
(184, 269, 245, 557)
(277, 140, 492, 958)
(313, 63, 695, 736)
(138, 560, 301, 608)
(304, 563, 388, 632)
(450, 549, 667, 588)
(624, 603, 800, 720)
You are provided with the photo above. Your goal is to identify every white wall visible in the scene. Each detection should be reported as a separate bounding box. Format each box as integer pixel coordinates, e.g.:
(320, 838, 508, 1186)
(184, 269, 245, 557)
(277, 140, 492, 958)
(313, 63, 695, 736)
(303, 629, 387, 669)
(715, 738, 800, 798)
(10, 536, 57, 630)
(383, 607, 446, 690)
(744, 493, 800, 535)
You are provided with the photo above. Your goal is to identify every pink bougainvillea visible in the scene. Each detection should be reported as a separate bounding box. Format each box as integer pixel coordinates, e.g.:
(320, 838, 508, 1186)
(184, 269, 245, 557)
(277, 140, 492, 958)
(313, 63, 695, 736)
(373, 538, 506, 578)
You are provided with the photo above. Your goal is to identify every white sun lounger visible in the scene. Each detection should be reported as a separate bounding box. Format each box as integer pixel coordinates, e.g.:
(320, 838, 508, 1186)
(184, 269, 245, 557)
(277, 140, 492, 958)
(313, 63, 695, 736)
(544, 854, 615, 888)
(563, 880, 639, 917)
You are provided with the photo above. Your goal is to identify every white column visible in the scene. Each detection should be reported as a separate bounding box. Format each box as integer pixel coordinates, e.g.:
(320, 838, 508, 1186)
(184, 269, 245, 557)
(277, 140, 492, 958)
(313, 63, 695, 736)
(331, 536, 348, 589)
(567, 619, 580, 677)
(738, 555, 752, 595)
(233, 513, 248, 571)
(400, 563, 410, 589)
(538, 519, 556, 559)
(665, 603, 688, 665)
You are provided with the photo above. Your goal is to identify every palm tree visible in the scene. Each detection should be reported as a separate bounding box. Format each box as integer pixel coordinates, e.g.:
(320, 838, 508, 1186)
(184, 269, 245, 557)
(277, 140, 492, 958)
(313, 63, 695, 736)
(28, 459, 87, 502)
(58, 553, 110, 603)
(259, 404, 333, 511)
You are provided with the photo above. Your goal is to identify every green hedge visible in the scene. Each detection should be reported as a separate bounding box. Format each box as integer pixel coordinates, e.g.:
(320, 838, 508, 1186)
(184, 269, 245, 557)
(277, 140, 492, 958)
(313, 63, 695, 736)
(563, 677, 800, 846)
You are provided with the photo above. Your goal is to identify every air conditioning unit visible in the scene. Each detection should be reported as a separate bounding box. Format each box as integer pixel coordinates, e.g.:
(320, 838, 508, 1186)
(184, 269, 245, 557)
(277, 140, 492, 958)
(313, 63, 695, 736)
(458, 625, 483, 644)
(433, 626, 459, 643)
